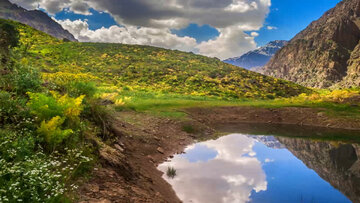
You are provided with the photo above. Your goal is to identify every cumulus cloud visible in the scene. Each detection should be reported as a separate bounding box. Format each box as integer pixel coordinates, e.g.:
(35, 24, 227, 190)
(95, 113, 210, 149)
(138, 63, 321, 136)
(10, 0, 272, 59)
(56, 19, 197, 52)
(9, 0, 91, 15)
(197, 26, 257, 59)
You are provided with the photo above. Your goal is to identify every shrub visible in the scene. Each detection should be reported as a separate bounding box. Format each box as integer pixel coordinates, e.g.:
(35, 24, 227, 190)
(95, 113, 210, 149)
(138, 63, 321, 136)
(42, 72, 99, 90)
(12, 65, 42, 95)
(182, 124, 196, 134)
(27, 92, 85, 122)
(37, 116, 73, 146)
(166, 167, 177, 179)
(27, 92, 85, 147)
(0, 91, 17, 124)
(67, 82, 97, 98)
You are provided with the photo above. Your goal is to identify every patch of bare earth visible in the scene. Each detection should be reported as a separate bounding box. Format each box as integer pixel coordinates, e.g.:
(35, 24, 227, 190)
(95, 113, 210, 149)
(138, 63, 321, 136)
(77, 111, 212, 203)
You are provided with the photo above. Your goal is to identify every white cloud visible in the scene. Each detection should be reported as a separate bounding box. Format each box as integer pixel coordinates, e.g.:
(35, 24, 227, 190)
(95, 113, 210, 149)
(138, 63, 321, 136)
(10, 0, 272, 59)
(56, 19, 197, 52)
(250, 32, 259, 37)
(264, 158, 274, 163)
(197, 26, 257, 59)
(267, 26, 278, 30)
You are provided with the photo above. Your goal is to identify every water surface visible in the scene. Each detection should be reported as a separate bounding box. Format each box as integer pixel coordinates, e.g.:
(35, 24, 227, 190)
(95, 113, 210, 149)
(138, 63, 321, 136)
(158, 124, 360, 203)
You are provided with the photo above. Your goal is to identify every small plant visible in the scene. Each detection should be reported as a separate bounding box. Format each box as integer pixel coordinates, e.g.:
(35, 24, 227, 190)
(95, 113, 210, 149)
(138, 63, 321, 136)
(182, 124, 196, 134)
(167, 166, 177, 179)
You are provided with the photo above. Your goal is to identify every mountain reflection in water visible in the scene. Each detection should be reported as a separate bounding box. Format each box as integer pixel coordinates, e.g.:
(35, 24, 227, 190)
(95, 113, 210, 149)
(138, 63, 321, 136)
(158, 130, 360, 203)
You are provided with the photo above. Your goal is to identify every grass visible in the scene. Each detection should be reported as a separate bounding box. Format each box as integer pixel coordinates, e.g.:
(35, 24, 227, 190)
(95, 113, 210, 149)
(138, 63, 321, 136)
(166, 167, 177, 179)
(109, 90, 360, 120)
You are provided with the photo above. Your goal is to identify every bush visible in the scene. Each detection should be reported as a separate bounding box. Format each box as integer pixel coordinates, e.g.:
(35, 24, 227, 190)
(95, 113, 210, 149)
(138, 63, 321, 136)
(27, 92, 85, 147)
(67, 82, 97, 98)
(42, 72, 99, 91)
(37, 116, 73, 147)
(27, 92, 85, 122)
(0, 91, 18, 124)
(12, 65, 42, 95)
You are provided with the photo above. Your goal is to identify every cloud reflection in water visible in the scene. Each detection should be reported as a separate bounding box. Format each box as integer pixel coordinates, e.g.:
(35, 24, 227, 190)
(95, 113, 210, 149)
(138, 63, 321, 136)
(158, 134, 267, 203)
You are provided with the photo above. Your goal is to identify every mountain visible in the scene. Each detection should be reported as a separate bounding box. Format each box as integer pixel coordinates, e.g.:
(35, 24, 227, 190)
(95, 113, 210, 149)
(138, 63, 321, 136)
(6, 19, 310, 99)
(0, 0, 76, 41)
(224, 40, 287, 71)
(263, 0, 360, 88)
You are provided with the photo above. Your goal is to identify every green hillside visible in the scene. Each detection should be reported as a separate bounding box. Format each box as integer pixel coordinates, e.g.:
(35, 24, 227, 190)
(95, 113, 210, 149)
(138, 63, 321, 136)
(11, 20, 310, 99)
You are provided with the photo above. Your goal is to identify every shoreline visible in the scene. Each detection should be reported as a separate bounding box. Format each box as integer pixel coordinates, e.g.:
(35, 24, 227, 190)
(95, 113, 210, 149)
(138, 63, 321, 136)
(77, 106, 360, 202)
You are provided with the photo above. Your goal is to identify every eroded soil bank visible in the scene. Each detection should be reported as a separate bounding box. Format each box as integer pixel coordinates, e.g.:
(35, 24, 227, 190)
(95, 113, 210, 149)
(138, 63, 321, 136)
(77, 107, 360, 203)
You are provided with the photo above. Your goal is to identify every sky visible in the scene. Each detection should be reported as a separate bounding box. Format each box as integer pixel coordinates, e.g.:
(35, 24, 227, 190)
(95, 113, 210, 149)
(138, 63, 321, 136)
(10, 0, 342, 60)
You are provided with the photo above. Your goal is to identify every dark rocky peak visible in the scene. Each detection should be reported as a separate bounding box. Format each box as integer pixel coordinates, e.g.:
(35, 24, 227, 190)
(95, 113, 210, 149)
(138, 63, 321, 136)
(0, 0, 77, 41)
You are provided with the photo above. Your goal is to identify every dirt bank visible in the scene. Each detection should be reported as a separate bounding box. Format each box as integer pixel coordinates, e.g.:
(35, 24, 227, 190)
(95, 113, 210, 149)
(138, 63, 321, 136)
(188, 106, 360, 130)
(78, 111, 213, 203)
(77, 106, 360, 203)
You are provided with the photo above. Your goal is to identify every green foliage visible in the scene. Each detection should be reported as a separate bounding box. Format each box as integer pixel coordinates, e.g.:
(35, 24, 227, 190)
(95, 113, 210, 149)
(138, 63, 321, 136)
(0, 129, 93, 202)
(27, 92, 84, 122)
(26, 92, 85, 148)
(0, 19, 19, 49)
(182, 124, 196, 133)
(166, 167, 177, 179)
(67, 82, 97, 98)
(37, 116, 73, 146)
(12, 64, 42, 94)
(0, 20, 98, 202)
(0, 91, 17, 124)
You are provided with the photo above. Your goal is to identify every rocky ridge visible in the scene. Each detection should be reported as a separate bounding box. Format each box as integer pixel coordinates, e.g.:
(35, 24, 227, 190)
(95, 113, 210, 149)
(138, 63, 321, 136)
(0, 0, 76, 41)
(263, 0, 360, 88)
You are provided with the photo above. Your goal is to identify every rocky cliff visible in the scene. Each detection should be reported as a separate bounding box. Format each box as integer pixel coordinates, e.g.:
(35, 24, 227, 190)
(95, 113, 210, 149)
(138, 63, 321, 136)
(0, 0, 76, 41)
(278, 137, 360, 202)
(263, 0, 360, 88)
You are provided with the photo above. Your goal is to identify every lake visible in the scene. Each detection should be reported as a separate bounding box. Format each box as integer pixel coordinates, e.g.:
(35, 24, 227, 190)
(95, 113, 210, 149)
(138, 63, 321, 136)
(158, 124, 360, 203)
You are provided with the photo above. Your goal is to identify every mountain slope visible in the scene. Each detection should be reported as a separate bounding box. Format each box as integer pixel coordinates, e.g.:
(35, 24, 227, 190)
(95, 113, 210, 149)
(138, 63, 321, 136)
(224, 40, 287, 70)
(0, 0, 76, 41)
(263, 0, 360, 88)
(8, 19, 311, 99)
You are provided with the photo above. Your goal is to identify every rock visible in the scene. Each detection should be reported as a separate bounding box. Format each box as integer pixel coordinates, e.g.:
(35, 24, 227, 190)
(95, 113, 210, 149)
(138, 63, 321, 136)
(317, 112, 327, 117)
(157, 147, 165, 154)
(114, 144, 124, 152)
(88, 184, 100, 193)
(89, 199, 111, 203)
(263, 0, 360, 88)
